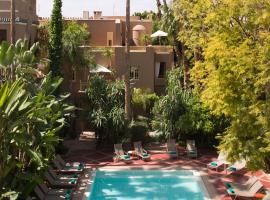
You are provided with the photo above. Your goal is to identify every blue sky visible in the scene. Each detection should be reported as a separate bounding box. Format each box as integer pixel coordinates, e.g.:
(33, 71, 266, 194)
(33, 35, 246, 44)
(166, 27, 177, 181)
(37, 0, 159, 17)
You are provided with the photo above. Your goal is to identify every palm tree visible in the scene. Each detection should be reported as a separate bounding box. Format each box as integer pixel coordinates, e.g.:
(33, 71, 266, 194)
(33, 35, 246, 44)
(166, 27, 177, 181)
(102, 47, 114, 67)
(10, 0, 15, 44)
(156, 0, 162, 20)
(124, 0, 132, 121)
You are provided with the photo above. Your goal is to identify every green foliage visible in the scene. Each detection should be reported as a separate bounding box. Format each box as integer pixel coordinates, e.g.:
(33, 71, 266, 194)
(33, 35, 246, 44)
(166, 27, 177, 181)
(0, 74, 75, 198)
(101, 47, 114, 67)
(132, 88, 159, 117)
(152, 68, 227, 144)
(49, 0, 63, 76)
(37, 22, 50, 58)
(87, 75, 126, 144)
(126, 119, 150, 143)
(173, 0, 270, 170)
(0, 40, 49, 83)
(63, 21, 91, 69)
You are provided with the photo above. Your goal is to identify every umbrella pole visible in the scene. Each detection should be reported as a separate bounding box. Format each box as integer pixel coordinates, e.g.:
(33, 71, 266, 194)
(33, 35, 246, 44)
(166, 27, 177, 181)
(159, 36, 161, 45)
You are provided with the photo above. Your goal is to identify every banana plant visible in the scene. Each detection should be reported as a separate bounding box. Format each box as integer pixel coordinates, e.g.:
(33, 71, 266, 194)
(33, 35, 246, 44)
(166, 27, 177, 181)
(0, 40, 47, 82)
(0, 74, 75, 198)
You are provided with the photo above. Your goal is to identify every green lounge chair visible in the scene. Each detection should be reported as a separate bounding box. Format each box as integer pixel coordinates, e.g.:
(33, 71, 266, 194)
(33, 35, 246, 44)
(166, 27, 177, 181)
(186, 140, 198, 158)
(166, 139, 178, 158)
(49, 168, 79, 180)
(225, 176, 258, 191)
(134, 141, 151, 160)
(114, 143, 131, 162)
(226, 159, 246, 173)
(53, 159, 83, 174)
(44, 171, 77, 189)
(207, 152, 228, 171)
(227, 180, 263, 200)
(56, 155, 84, 169)
(39, 183, 73, 196)
(263, 191, 270, 200)
(34, 185, 72, 200)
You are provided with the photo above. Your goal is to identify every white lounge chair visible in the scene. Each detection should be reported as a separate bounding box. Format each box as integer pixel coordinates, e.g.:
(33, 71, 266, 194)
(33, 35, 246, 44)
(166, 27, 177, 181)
(134, 141, 151, 160)
(263, 191, 270, 200)
(225, 176, 258, 190)
(186, 140, 198, 158)
(227, 180, 263, 200)
(207, 152, 228, 171)
(226, 159, 246, 173)
(114, 143, 131, 162)
(166, 139, 178, 158)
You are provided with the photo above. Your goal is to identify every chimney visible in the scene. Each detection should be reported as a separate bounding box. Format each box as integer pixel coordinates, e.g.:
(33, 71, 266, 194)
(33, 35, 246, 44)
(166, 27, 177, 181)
(93, 11, 102, 19)
(83, 11, 89, 19)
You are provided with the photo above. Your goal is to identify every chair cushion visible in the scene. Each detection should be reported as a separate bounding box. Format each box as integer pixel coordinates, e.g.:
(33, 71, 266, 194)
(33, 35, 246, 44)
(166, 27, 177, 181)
(168, 151, 177, 155)
(228, 166, 237, 171)
(227, 188, 235, 194)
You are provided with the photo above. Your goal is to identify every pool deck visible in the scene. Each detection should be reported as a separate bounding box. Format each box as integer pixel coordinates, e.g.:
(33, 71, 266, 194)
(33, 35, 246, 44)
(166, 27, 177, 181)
(62, 142, 270, 200)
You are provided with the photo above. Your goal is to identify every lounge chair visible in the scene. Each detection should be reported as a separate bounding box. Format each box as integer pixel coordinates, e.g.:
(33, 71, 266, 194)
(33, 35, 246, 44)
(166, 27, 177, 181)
(56, 155, 84, 169)
(39, 183, 73, 196)
(225, 176, 258, 190)
(207, 152, 228, 171)
(166, 139, 178, 158)
(44, 171, 77, 189)
(49, 167, 79, 180)
(53, 158, 83, 174)
(134, 141, 151, 160)
(114, 143, 131, 162)
(226, 159, 246, 173)
(186, 140, 198, 158)
(227, 180, 263, 200)
(34, 185, 72, 200)
(263, 191, 270, 200)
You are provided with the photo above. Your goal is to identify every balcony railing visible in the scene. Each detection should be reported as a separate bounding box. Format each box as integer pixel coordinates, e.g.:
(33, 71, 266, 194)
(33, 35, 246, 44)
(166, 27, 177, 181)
(152, 46, 173, 53)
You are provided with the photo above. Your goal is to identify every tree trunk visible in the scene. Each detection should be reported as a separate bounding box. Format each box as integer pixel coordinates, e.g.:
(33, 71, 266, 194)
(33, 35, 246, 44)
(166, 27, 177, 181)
(181, 43, 190, 89)
(124, 0, 132, 121)
(10, 0, 15, 81)
(156, 0, 162, 20)
(10, 0, 15, 44)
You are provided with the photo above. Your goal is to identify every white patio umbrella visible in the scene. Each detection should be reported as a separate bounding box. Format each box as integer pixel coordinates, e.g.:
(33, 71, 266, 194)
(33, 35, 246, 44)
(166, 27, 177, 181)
(151, 30, 168, 45)
(90, 64, 112, 73)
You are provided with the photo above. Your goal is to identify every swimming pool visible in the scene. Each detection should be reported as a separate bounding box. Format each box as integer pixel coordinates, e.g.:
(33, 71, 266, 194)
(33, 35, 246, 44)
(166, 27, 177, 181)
(88, 170, 209, 200)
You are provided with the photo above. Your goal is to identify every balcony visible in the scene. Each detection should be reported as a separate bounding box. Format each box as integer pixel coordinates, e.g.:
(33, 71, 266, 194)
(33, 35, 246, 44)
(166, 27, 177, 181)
(152, 46, 173, 53)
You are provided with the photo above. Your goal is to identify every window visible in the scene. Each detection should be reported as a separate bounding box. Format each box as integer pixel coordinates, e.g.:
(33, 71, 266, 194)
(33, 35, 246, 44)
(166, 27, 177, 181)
(108, 40, 112, 46)
(155, 62, 166, 78)
(0, 30, 7, 43)
(130, 67, 139, 80)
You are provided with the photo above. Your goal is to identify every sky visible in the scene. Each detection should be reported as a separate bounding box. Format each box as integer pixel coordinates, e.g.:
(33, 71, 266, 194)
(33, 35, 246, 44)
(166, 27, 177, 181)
(37, 0, 159, 18)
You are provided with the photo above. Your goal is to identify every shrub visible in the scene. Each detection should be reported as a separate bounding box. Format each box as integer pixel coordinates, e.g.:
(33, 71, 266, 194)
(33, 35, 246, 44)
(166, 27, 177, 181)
(87, 75, 127, 145)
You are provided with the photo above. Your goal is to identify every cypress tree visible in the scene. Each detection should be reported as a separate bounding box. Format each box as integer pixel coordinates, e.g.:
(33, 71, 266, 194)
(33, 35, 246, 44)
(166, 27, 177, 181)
(49, 0, 63, 76)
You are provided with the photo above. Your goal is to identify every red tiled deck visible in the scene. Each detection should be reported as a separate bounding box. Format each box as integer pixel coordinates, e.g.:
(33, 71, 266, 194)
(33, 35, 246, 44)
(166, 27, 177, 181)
(62, 144, 270, 200)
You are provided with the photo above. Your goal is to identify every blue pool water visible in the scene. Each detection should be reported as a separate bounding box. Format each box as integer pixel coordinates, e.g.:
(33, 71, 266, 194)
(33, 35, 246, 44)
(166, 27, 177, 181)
(89, 170, 206, 200)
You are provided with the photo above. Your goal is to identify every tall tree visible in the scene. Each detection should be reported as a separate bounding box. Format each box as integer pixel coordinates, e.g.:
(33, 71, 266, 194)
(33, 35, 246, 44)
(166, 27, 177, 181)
(190, 0, 270, 171)
(156, 0, 162, 20)
(49, 0, 63, 76)
(160, 1, 190, 88)
(124, 0, 132, 121)
(10, 0, 15, 44)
